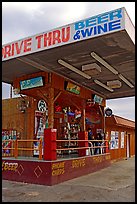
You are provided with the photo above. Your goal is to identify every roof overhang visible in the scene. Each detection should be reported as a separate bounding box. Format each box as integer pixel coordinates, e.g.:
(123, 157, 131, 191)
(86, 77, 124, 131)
(2, 7, 135, 100)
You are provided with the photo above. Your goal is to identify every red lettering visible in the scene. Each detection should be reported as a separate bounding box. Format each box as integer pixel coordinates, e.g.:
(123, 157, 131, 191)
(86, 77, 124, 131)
(44, 32, 52, 47)
(35, 35, 43, 49)
(62, 27, 70, 42)
(11, 43, 15, 56)
(53, 30, 61, 45)
(3, 45, 11, 58)
(15, 41, 23, 55)
(24, 38, 32, 52)
(2, 47, 5, 58)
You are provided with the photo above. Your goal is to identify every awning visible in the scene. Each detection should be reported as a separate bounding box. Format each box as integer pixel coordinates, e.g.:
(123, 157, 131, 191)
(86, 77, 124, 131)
(2, 7, 135, 100)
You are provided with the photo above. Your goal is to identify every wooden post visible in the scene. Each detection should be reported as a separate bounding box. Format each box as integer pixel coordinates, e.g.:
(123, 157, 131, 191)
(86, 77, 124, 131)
(39, 138, 42, 160)
(81, 100, 86, 131)
(48, 87, 54, 128)
(14, 139, 18, 158)
(10, 85, 12, 98)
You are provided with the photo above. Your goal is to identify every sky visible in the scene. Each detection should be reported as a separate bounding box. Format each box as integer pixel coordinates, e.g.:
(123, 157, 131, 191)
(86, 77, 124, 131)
(2, 2, 135, 121)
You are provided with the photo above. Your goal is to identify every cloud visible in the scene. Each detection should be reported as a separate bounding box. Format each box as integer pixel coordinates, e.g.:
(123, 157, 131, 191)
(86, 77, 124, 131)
(2, 2, 87, 44)
(2, 2, 135, 44)
(106, 97, 135, 121)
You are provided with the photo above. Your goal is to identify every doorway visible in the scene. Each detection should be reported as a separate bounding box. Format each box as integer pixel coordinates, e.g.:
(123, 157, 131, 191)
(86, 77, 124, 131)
(126, 133, 130, 158)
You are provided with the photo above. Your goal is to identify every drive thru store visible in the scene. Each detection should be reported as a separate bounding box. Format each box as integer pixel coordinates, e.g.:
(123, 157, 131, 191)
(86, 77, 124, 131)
(2, 7, 135, 185)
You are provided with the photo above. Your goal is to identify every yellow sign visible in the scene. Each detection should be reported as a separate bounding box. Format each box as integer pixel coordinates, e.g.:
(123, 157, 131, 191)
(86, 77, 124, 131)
(52, 162, 65, 176)
(72, 158, 85, 168)
(2, 161, 18, 171)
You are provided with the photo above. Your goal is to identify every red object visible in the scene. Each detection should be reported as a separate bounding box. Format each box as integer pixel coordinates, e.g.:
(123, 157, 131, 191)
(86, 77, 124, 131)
(55, 104, 62, 112)
(43, 128, 57, 161)
(78, 131, 88, 157)
(105, 141, 109, 153)
(2, 154, 111, 186)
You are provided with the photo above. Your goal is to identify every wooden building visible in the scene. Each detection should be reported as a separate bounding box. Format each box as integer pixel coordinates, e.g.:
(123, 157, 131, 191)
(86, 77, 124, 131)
(2, 71, 106, 157)
(2, 93, 135, 160)
(105, 115, 135, 161)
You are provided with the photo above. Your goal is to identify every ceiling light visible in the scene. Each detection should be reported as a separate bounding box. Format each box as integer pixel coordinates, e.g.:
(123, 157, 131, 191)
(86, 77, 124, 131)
(91, 52, 118, 75)
(107, 80, 122, 89)
(118, 74, 134, 88)
(82, 63, 101, 76)
(58, 59, 91, 79)
(94, 79, 114, 92)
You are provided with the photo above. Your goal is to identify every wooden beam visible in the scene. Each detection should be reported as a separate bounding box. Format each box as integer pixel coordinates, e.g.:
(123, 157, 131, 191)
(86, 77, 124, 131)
(54, 91, 62, 103)
(71, 100, 81, 111)
(80, 99, 86, 131)
(48, 87, 54, 128)
(37, 90, 48, 104)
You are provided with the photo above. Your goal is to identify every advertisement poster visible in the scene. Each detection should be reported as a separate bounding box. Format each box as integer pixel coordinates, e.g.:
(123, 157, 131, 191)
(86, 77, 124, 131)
(121, 132, 125, 148)
(2, 129, 17, 155)
(34, 111, 45, 156)
(110, 131, 119, 149)
(65, 81, 80, 95)
(115, 131, 119, 149)
(34, 100, 48, 156)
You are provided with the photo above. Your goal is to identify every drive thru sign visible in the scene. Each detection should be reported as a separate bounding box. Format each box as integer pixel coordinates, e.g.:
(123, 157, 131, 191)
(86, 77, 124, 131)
(2, 8, 125, 61)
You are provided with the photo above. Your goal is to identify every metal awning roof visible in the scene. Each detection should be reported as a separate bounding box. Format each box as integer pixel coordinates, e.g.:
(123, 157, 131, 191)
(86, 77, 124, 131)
(2, 7, 135, 100)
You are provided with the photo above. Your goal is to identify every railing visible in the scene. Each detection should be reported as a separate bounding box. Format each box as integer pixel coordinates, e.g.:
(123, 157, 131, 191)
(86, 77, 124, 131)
(2, 139, 43, 160)
(2, 138, 109, 160)
(56, 139, 109, 157)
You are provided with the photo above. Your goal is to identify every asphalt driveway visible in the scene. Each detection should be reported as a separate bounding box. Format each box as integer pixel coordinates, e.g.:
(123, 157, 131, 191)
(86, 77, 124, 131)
(2, 156, 135, 202)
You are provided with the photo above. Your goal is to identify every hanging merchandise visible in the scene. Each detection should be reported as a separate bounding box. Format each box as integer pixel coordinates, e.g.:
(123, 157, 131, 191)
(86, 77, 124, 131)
(59, 106, 80, 156)
(55, 102, 62, 112)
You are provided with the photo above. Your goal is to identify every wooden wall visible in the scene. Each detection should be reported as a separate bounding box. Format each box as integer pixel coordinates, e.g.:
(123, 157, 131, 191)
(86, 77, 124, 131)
(2, 97, 37, 156)
(106, 124, 135, 160)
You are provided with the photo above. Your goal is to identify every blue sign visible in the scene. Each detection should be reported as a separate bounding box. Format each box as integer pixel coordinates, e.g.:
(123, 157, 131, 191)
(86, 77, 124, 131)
(20, 76, 44, 90)
(73, 8, 123, 41)
(93, 95, 103, 105)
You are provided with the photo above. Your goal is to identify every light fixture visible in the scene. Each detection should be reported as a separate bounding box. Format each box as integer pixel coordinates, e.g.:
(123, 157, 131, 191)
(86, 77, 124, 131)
(91, 52, 118, 75)
(107, 80, 122, 89)
(94, 79, 114, 92)
(118, 74, 134, 88)
(82, 63, 101, 76)
(58, 59, 91, 79)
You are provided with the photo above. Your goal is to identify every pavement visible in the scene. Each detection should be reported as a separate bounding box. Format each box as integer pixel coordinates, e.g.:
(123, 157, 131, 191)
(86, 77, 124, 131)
(2, 156, 135, 202)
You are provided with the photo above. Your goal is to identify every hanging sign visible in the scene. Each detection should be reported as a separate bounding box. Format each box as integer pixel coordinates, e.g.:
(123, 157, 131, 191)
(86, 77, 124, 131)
(20, 76, 44, 90)
(64, 81, 80, 95)
(93, 94, 103, 105)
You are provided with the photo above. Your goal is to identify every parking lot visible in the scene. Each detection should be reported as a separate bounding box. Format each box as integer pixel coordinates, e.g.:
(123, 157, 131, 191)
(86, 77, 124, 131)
(2, 156, 135, 202)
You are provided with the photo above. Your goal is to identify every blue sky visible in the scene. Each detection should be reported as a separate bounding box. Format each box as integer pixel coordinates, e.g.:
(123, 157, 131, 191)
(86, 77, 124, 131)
(2, 2, 135, 121)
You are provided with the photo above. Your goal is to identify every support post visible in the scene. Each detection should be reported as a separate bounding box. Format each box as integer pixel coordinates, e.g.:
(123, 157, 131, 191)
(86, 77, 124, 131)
(78, 131, 88, 157)
(14, 139, 18, 158)
(48, 87, 54, 128)
(43, 128, 57, 161)
(38, 139, 42, 160)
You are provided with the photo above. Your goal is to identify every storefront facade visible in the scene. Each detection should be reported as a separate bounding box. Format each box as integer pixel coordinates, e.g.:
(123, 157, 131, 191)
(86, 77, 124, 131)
(2, 71, 106, 155)
(2, 7, 135, 185)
